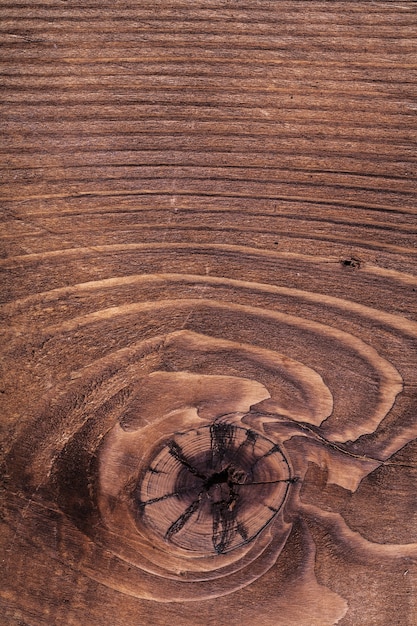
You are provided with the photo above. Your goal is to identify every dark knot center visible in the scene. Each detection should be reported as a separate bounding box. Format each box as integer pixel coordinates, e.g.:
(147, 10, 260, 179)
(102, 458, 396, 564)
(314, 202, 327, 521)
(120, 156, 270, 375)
(205, 467, 230, 489)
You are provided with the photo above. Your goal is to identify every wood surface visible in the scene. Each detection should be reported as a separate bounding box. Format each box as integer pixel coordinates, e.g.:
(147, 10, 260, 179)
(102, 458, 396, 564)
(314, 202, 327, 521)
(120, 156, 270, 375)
(1, 1, 417, 625)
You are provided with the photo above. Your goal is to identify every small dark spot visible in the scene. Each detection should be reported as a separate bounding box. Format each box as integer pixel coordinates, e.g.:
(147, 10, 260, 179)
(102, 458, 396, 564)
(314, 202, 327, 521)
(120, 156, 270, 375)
(341, 257, 361, 270)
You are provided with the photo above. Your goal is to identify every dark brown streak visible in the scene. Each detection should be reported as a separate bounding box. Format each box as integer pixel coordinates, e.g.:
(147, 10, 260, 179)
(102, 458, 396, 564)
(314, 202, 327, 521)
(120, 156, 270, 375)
(228, 428, 258, 466)
(137, 486, 200, 509)
(211, 495, 238, 554)
(165, 491, 204, 540)
(148, 466, 166, 474)
(236, 521, 249, 541)
(251, 443, 285, 467)
(167, 440, 207, 481)
(209, 421, 236, 469)
(237, 477, 299, 486)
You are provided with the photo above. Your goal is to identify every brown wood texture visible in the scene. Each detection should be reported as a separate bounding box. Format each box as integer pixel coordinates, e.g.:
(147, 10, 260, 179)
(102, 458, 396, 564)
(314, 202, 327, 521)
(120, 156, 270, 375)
(1, 2, 417, 625)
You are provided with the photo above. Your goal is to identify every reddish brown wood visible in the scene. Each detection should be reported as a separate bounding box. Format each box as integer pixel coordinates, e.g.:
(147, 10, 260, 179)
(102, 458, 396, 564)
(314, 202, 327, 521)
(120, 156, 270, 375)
(1, 2, 416, 625)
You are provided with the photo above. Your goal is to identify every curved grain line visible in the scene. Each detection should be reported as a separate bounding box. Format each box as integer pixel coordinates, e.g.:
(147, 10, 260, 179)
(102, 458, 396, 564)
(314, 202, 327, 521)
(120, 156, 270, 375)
(34, 297, 402, 443)
(4, 271, 417, 337)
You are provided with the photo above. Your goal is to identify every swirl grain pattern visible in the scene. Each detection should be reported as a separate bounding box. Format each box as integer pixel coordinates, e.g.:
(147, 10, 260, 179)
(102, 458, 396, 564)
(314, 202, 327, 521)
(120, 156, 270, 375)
(1, 2, 416, 625)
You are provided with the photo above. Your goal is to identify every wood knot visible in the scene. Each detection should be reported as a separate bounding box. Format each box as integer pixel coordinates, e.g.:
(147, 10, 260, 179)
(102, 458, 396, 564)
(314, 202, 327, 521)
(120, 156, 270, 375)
(134, 421, 292, 555)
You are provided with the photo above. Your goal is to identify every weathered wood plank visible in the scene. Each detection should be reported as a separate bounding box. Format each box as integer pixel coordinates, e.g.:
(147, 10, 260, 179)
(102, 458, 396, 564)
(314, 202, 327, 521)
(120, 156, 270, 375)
(1, 2, 416, 625)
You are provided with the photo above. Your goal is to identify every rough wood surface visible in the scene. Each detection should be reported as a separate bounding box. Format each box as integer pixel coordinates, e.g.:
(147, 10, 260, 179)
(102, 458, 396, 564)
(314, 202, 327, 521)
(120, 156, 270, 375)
(1, 2, 416, 625)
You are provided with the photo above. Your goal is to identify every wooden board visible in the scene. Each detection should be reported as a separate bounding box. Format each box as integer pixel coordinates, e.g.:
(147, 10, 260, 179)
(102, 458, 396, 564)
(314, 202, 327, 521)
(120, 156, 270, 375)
(1, 2, 416, 624)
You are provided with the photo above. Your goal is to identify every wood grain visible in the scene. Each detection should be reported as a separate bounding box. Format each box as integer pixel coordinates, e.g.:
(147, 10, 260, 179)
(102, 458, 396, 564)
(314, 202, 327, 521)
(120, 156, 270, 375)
(1, 2, 416, 625)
